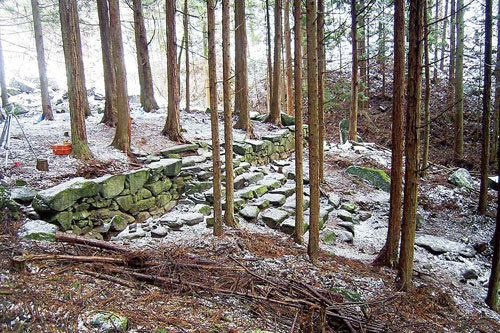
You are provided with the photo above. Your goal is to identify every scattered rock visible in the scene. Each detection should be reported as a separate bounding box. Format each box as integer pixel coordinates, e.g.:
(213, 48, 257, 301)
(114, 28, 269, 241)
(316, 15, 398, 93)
(321, 228, 337, 244)
(415, 234, 476, 257)
(337, 222, 355, 236)
(181, 212, 204, 226)
(151, 225, 169, 238)
(337, 210, 354, 222)
(261, 193, 286, 206)
(239, 205, 260, 220)
(328, 193, 341, 208)
(448, 168, 474, 189)
(87, 310, 128, 332)
(20, 220, 58, 242)
(462, 269, 479, 281)
(340, 202, 357, 213)
(262, 208, 289, 228)
(346, 166, 390, 192)
(10, 186, 37, 203)
(358, 210, 372, 221)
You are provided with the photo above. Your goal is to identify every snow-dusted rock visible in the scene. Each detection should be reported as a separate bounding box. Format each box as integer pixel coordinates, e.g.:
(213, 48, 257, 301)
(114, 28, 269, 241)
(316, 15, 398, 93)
(415, 234, 476, 257)
(448, 168, 474, 189)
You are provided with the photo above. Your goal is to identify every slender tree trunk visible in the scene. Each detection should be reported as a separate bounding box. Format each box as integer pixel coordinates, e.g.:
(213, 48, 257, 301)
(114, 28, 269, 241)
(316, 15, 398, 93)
(349, 0, 358, 141)
(293, 0, 303, 245)
(97, 0, 117, 127)
(184, 0, 190, 112)
(59, 0, 92, 160)
(109, 0, 131, 153)
(421, 0, 431, 177)
(454, 0, 464, 161)
(490, 2, 500, 170)
(202, 21, 210, 110)
(433, 0, 440, 83)
(379, 16, 387, 98)
(306, 0, 319, 266)
(162, 0, 183, 142)
(373, 0, 405, 268)
(133, 0, 158, 112)
(222, 0, 236, 228)
(234, 0, 253, 137)
(318, 0, 325, 183)
(284, 0, 293, 116)
(358, 0, 367, 113)
(0, 30, 9, 117)
(440, 0, 448, 70)
(31, 0, 54, 121)
(266, 0, 282, 126)
(478, 0, 492, 215)
(449, 0, 455, 84)
(399, 0, 424, 291)
(207, 0, 223, 237)
(265, 0, 272, 114)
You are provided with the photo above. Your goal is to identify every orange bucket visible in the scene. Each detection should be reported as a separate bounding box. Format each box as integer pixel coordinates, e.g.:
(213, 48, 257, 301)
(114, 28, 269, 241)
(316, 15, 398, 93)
(52, 144, 72, 155)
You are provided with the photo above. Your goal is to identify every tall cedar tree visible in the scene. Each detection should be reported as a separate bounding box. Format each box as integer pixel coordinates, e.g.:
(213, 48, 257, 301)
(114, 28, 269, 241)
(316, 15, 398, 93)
(133, 0, 159, 112)
(454, 0, 464, 161)
(373, 0, 405, 268)
(31, 0, 54, 121)
(491, 2, 500, 169)
(399, 0, 424, 291)
(440, 0, 448, 70)
(207, 0, 223, 236)
(0, 30, 8, 117)
(234, 0, 253, 136)
(358, 0, 367, 113)
(265, 0, 272, 114)
(449, 0, 455, 84)
(349, 0, 358, 141)
(222, 0, 236, 227)
(163, 0, 183, 141)
(108, 0, 131, 152)
(318, 0, 325, 183)
(97, 0, 117, 127)
(284, 0, 293, 116)
(306, 0, 319, 265)
(266, 0, 282, 126)
(183, 0, 190, 112)
(59, 0, 92, 160)
(478, 0, 492, 215)
(432, 0, 440, 83)
(421, 0, 431, 177)
(293, 0, 304, 245)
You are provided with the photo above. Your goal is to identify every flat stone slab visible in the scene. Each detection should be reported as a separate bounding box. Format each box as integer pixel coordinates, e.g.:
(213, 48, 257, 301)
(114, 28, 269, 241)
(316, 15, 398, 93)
(181, 212, 205, 226)
(415, 234, 476, 257)
(10, 186, 37, 203)
(160, 143, 199, 156)
(346, 166, 390, 192)
(148, 158, 182, 177)
(245, 139, 265, 152)
(20, 220, 59, 242)
(262, 208, 289, 228)
(262, 129, 290, 143)
(159, 215, 183, 230)
(328, 193, 341, 208)
(151, 225, 169, 238)
(233, 142, 253, 155)
(262, 193, 286, 206)
(239, 205, 260, 220)
(271, 185, 296, 197)
(283, 194, 310, 211)
(337, 210, 354, 222)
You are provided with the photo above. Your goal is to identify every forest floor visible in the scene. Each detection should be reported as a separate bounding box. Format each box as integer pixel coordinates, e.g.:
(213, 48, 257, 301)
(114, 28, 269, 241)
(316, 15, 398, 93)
(1, 87, 500, 332)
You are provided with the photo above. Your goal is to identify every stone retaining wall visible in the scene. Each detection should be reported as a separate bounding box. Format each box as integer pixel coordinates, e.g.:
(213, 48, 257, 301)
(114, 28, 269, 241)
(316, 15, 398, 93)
(31, 124, 309, 238)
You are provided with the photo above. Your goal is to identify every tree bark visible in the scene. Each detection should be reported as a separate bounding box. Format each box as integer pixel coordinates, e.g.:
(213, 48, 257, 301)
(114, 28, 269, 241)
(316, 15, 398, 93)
(433, 0, 440, 83)
(234, 0, 253, 137)
(0, 30, 8, 117)
(454, 0, 464, 161)
(440, 0, 448, 70)
(266, 0, 282, 126)
(421, 0, 431, 177)
(293, 0, 303, 245)
(31, 0, 54, 121)
(317, 0, 325, 183)
(97, 0, 117, 127)
(478, 0, 492, 215)
(222, 0, 236, 228)
(59, 0, 92, 160)
(399, 0, 424, 291)
(109, 0, 131, 153)
(265, 0, 272, 115)
(449, 0, 455, 84)
(373, 0, 405, 268)
(183, 0, 190, 112)
(358, 0, 367, 113)
(490, 1, 500, 170)
(349, 0, 358, 141)
(162, 0, 183, 142)
(133, 0, 158, 112)
(284, 0, 293, 116)
(207, 0, 223, 237)
(306, 0, 319, 266)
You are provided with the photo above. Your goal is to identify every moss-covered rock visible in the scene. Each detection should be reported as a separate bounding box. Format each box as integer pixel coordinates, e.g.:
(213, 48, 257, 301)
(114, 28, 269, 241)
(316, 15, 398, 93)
(145, 179, 172, 196)
(52, 211, 73, 231)
(33, 178, 98, 212)
(281, 112, 295, 126)
(233, 142, 253, 155)
(346, 166, 390, 192)
(20, 220, 59, 242)
(185, 181, 212, 195)
(98, 175, 126, 199)
(90, 209, 134, 225)
(156, 193, 172, 207)
(115, 195, 134, 212)
(160, 143, 199, 156)
(148, 158, 182, 177)
(449, 168, 474, 189)
(126, 169, 149, 194)
(135, 188, 152, 200)
(130, 197, 156, 213)
(88, 310, 128, 332)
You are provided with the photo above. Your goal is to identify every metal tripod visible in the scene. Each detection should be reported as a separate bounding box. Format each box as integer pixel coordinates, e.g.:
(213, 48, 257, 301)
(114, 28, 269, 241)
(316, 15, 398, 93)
(0, 105, 36, 167)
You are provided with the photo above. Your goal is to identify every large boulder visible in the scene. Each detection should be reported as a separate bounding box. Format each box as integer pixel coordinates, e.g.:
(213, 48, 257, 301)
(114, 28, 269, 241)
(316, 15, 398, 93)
(97, 175, 126, 199)
(449, 168, 474, 189)
(10, 186, 37, 203)
(126, 169, 149, 194)
(32, 178, 98, 212)
(281, 113, 295, 126)
(415, 234, 476, 257)
(346, 166, 390, 192)
(20, 220, 59, 242)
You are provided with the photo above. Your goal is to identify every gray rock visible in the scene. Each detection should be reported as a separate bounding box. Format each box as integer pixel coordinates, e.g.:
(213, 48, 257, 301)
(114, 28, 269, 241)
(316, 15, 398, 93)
(151, 225, 169, 238)
(160, 143, 199, 156)
(97, 174, 126, 199)
(415, 234, 476, 257)
(283, 194, 310, 211)
(488, 176, 498, 191)
(462, 269, 479, 280)
(245, 139, 265, 152)
(160, 215, 183, 230)
(449, 168, 474, 189)
(328, 193, 341, 208)
(271, 185, 296, 197)
(280, 218, 307, 235)
(233, 142, 253, 155)
(9, 78, 34, 93)
(358, 210, 372, 221)
(262, 208, 289, 228)
(337, 210, 354, 222)
(87, 310, 128, 332)
(262, 193, 286, 206)
(10, 186, 37, 203)
(195, 204, 211, 216)
(340, 202, 357, 213)
(181, 212, 205, 226)
(335, 229, 354, 243)
(338, 222, 355, 235)
(239, 205, 260, 220)
(20, 220, 59, 242)
(115, 226, 146, 239)
(321, 228, 337, 244)
(346, 166, 390, 192)
(148, 158, 182, 177)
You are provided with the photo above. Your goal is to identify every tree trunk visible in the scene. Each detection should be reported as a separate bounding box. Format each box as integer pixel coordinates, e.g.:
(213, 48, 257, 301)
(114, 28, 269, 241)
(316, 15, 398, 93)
(31, 0, 54, 121)
(306, 0, 319, 266)
(449, 0, 455, 84)
(59, 0, 92, 160)
(433, 0, 440, 83)
(266, 0, 282, 126)
(293, 0, 303, 245)
(358, 0, 367, 113)
(0, 30, 8, 117)
(490, 2, 500, 170)
(349, 0, 358, 141)
(97, 0, 117, 127)
(318, 0, 325, 183)
(379, 15, 387, 98)
(265, 0, 272, 115)
(109, 0, 131, 153)
(133, 0, 158, 112)
(399, 0, 424, 291)
(284, 0, 293, 116)
(234, 0, 253, 137)
(222, 0, 236, 228)
(478, 0, 492, 215)
(207, 0, 223, 237)
(162, 0, 183, 142)
(454, 0, 464, 161)
(373, 0, 405, 269)
(421, 0, 431, 177)
(183, 0, 190, 112)
(440, 0, 448, 70)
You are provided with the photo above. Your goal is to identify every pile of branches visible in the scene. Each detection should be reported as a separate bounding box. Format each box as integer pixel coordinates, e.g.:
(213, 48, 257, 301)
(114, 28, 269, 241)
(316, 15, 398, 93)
(12, 233, 388, 332)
